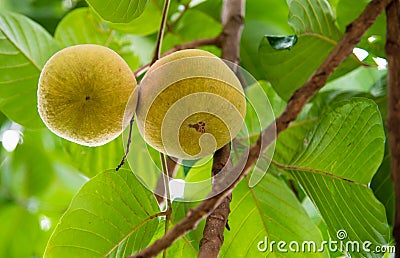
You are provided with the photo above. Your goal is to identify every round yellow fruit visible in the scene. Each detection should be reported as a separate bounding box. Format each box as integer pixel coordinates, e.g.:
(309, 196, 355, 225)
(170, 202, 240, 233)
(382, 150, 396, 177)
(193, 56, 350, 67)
(136, 49, 246, 160)
(37, 44, 137, 146)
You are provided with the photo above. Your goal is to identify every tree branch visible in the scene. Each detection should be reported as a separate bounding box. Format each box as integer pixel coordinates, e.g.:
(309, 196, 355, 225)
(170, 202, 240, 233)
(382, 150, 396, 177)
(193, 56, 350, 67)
(129, 0, 391, 257)
(385, 0, 400, 255)
(198, 0, 245, 257)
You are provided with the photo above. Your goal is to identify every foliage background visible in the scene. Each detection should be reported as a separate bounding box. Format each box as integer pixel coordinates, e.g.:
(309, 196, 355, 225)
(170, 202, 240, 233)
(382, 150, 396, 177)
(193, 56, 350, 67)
(0, 0, 395, 257)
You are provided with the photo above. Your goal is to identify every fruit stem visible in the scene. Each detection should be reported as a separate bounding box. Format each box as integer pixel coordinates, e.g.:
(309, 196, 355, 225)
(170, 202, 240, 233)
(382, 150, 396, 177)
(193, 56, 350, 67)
(151, 0, 171, 65)
(115, 116, 135, 171)
(160, 153, 173, 258)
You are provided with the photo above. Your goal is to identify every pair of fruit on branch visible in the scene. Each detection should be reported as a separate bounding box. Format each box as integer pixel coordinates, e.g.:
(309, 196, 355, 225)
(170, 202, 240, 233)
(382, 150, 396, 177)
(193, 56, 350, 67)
(38, 44, 246, 160)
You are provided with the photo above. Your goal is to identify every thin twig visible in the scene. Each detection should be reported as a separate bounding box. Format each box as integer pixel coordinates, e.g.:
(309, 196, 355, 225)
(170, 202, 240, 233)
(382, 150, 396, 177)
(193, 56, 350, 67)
(385, 0, 400, 255)
(119, 0, 171, 171)
(116, 116, 135, 171)
(151, 0, 171, 65)
(155, 157, 179, 205)
(128, 0, 391, 256)
(160, 153, 173, 258)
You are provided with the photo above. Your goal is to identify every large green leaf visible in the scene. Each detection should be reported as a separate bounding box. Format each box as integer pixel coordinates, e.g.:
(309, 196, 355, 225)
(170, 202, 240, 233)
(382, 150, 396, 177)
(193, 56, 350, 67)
(45, 169, 160, 257)
(86, 0, 149, 23)
(220, 174, 327, 257)
(54, 7, 140, 70)
(259, 34, 360, 100)
(285, 98, 390, 257)
(0, 11, 59, 128)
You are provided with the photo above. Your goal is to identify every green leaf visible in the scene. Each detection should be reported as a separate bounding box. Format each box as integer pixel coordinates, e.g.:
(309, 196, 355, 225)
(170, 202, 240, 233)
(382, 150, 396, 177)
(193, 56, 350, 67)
(273, 119, 317, 165)
(259, 34, 360, 100)
(0, 11, 59, 128)
(287, 0, 341, 40)
(54, 7, 140, 70)
(220, 174, 327, 257)
(286, 98, 390, 257)
(86, 0, 149, 23)
(45, 169, 160, 257)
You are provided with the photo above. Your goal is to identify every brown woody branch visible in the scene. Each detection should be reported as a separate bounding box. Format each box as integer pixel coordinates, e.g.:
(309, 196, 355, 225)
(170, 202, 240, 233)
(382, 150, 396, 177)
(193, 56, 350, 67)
(385, 0, 400, 255)
(129, 0, 391, 257)
(198, 0, 245, 257)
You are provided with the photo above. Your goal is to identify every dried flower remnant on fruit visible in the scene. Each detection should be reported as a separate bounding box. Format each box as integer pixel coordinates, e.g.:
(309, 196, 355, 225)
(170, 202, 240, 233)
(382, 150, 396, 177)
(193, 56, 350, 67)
(189, 121, 206, 133)
(136, 49, 246, 159)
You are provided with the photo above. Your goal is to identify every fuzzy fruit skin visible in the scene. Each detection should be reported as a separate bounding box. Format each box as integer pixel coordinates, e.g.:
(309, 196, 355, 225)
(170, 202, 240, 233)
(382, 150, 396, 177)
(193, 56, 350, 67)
(38, 44, 137, 147)
(136, 49, 246, 160)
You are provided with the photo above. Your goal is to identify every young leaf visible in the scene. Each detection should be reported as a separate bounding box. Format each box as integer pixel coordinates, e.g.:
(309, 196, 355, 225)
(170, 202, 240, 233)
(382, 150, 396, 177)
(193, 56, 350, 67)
(86, 0, 149, 23)
(45, 169, 160, 258)
(0, 11, 59, 128)
(287, 98, 390, 257)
